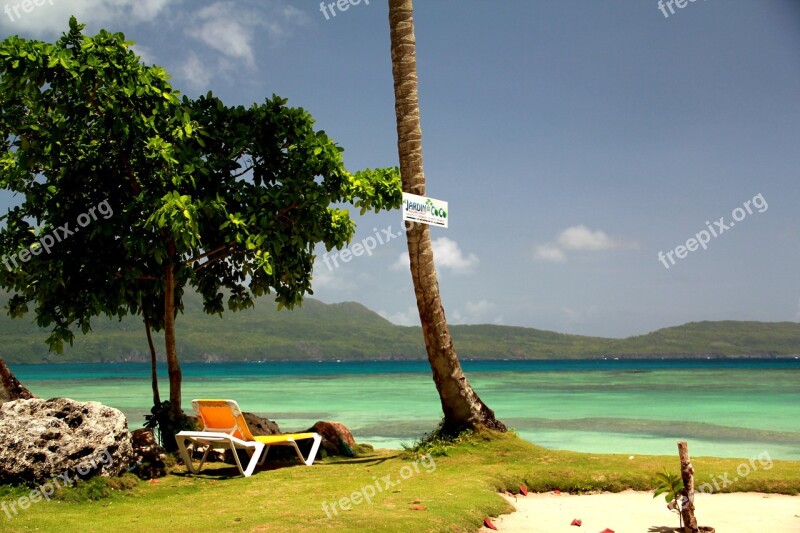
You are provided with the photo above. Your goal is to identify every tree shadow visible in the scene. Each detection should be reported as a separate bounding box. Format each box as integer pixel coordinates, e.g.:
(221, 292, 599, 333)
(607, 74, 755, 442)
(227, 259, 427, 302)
(171, 453, 398, 479)
(320, 455, 399, 466)
(647, 527, 679, 533)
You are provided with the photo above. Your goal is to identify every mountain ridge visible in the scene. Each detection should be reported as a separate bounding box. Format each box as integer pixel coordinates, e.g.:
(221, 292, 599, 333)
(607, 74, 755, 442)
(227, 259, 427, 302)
(1, 293, 798, 363)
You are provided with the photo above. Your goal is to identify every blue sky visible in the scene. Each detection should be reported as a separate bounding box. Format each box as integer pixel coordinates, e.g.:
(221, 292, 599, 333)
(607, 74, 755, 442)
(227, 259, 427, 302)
(2, 0, 799, 338)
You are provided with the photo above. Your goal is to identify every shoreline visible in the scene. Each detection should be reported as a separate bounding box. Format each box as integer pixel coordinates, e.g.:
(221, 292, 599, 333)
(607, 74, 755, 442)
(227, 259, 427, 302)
(8, 355, 800, 365)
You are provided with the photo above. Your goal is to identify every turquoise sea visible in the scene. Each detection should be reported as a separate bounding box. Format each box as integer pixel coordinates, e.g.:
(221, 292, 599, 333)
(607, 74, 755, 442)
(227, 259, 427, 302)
(10, 359, 800, 460)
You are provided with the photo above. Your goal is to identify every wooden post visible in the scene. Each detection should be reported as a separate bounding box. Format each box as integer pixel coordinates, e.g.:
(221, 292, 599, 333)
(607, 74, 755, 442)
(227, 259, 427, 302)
(678, 441, 700, 533)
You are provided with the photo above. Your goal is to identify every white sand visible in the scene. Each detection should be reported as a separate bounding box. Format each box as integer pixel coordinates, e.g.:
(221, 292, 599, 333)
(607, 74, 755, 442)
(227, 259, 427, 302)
(480, 490, 800, 532)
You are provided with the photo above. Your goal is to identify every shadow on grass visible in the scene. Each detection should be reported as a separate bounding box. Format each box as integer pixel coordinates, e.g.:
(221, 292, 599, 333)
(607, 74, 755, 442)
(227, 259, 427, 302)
(171, 453, 400, 479)
(320, 455, 400, 466)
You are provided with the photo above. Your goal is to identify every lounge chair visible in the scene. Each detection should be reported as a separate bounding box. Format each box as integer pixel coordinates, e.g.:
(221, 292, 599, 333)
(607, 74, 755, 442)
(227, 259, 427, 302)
(175, 399, 322, 477)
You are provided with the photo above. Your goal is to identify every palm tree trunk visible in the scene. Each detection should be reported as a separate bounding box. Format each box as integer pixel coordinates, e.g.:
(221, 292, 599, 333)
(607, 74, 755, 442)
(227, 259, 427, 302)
(144, 315, 161, 407)
(0, 356, 35, 403)
(388, 0, 505, 435)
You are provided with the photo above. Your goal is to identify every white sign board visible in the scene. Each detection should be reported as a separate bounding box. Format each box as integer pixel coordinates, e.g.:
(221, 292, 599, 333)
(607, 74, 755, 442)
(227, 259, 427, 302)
(402, 192, 448, 228)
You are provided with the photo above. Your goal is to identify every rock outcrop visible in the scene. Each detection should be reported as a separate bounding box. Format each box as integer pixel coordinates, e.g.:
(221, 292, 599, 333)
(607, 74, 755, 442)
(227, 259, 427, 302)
(0, 357, 34, 404)
(130, 428, 168, 479)
(221, 413, 281, 465)
(307, 421, 357, 457)
(243, 412, 281, 436)
(268, 420, 360, 461)
(0, 398, 133, 485)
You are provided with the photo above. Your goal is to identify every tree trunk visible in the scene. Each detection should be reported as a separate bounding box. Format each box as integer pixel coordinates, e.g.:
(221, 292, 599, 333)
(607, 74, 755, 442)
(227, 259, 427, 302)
(388, 0, 506, 435)
(0, 356, 35, 404)
(163, 261, 181, 422)
(144, 315, 161, 407)
(678, 441, 700, 533)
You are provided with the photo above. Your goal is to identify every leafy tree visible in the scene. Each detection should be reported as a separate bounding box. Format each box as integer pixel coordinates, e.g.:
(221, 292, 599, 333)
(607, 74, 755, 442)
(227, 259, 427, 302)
(0, 19, 401, 436)
(387, 0, 506, 434)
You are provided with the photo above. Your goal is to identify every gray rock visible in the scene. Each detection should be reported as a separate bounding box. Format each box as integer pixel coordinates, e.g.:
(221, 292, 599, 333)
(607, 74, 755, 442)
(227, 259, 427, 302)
(222, 413, 281, 465)
(243, 412, 281, 436)
(0, 398, 133, 485)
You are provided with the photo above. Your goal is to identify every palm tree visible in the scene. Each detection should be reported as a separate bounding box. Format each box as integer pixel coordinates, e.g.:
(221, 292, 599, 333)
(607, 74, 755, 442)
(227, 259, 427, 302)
(387, 0, 506, 435)
(0, 356, 34, 403)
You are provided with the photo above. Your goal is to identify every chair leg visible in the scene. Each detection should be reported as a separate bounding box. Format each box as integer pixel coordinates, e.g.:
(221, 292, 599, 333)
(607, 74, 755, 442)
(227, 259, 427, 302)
(292, 434, 322, 466)
(197, 445, 212, 471)
(176, 436, 199, 474)
(229, 441, 245, 475)
(242, 443, 265, 477)
(258, 445, 271, 466)
(228, 441, 265, 477)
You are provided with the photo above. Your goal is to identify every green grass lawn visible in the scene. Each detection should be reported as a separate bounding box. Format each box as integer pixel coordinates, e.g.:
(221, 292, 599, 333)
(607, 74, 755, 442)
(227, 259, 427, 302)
(3, 433, 799, 532)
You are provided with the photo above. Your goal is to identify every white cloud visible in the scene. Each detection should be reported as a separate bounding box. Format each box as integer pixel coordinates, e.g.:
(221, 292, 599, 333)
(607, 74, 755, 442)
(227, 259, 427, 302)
(452, 300, 503, 325)
(0, 1, 309, 91)
(179, 53, 214, 90)
(0, 0, 176, 36)
(561, 305, 599, 325)
(311, 259, 357, 292)
(378, 306, 419, 327)
(557, 225, 638, 252)
(189, 3, 257, 66)
(392, 237, 478, 274)
(130, 44, 155, 66)
(535, 225, 639, 263)
(131, 0, 173, 21)
(181, 1, 309, 88)
(534, 243, 567, 263)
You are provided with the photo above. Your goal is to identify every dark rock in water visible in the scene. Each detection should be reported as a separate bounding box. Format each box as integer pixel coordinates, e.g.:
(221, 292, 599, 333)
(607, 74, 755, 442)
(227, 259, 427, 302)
(221, 412, 281, 465)
(0, 398, 133, 485)
(307, 421, 357, 458)
(0, 357, 35, 404)
(243, 412, 281, 436)
(130, 428, 167, 479)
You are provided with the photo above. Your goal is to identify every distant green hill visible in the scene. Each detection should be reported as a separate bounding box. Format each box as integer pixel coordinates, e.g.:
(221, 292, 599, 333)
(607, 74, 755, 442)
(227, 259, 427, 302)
(1, 291, 798, 363)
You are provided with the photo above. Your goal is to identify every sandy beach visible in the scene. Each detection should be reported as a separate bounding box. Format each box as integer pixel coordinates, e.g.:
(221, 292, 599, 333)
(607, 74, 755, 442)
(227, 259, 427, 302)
(480, 490, 800, 532)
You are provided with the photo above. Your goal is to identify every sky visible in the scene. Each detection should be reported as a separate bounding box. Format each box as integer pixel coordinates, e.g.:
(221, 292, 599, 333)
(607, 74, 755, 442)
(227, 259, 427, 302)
(1, 0, 799, 338)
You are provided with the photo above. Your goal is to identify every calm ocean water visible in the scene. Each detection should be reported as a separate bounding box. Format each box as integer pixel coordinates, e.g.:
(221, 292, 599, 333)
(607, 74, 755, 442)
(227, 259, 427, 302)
(9, 359, 800, 460)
